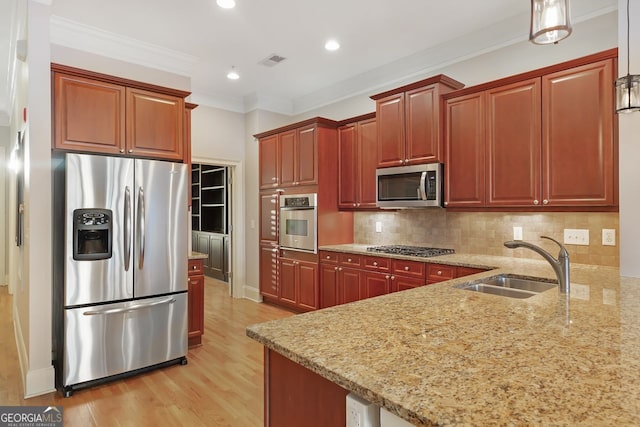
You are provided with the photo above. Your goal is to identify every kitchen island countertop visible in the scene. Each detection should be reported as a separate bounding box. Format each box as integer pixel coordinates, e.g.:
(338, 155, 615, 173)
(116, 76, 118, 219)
(247, 247, 640, 426)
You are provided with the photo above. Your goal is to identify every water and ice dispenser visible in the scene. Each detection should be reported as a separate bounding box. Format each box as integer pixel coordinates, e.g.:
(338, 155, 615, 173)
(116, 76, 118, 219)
(72, 209, 112, 260)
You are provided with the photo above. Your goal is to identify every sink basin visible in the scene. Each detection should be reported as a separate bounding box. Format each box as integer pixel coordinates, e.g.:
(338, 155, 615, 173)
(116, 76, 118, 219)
(455, 274, 557, 299)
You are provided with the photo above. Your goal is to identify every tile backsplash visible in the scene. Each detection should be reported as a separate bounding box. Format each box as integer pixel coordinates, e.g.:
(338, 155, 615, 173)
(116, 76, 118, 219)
(354, 211, 619, 267)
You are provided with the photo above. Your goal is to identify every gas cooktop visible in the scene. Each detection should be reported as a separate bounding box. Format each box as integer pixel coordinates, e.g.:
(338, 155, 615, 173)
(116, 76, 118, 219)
(366, 245, 455, 258)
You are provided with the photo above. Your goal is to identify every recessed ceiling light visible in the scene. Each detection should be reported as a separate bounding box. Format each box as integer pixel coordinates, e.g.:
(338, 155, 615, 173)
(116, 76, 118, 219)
(217, 0, 236, 9)
(324, 39, 340, 51)
(227, 67, 239, 80)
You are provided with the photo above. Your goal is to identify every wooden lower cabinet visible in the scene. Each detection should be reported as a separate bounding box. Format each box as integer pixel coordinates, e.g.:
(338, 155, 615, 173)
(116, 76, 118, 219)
(187, 258, 205, 347)
(277, 256, 319, 312)
(361, 271, 391, 299)
(427, 262, 488, 284)
(339, 267, 362, 305)
(392, 275, 426, 292)
(265, 348, 348, 427)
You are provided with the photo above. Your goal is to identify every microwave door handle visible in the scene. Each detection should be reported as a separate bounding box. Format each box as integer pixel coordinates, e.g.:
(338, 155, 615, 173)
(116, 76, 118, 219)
(419, 171, 427, 200)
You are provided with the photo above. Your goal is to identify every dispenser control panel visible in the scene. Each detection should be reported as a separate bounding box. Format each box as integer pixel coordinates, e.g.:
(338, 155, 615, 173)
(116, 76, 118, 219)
(72, 208, 113, 261)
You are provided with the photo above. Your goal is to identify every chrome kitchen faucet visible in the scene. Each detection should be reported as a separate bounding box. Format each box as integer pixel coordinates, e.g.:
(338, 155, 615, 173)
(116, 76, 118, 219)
(504, 236, 570, 294)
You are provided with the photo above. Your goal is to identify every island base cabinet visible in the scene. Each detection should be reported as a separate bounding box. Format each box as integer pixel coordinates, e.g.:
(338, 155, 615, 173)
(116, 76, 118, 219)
(265, 349, 348, 427)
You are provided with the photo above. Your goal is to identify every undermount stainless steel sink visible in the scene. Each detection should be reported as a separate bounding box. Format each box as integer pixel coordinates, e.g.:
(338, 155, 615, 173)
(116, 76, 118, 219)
(455, 274, 557, 299)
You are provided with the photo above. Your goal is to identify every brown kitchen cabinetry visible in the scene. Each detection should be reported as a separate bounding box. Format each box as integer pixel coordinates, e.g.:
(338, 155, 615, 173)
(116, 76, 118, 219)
(278, 255, 319, 312)
(259, 243, 279, 299)
(371, 75, 464, 168)
(427, 262, 488, 284)
(338, 114, 378, 210)
(187, 258, 205, 347)
(259, 190, 279, 243)
(259, 135, 279, 189)
(52, 64, 189, 162)
(443, 49, 617, 210)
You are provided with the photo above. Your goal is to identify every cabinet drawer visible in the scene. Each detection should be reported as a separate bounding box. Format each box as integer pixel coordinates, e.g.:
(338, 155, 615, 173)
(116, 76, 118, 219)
(188, 259, 204, 276)
(363, 256, 391, 271)
(338, 253, 362, 267)
(457, 266, 487, 278)
(427, 263, 455, 283)
(392, 259, 426, 278)
(319, 251, 339, 264)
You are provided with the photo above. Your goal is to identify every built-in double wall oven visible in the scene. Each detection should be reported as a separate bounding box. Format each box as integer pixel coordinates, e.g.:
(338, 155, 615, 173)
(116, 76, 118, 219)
(279, 193, 317, 253)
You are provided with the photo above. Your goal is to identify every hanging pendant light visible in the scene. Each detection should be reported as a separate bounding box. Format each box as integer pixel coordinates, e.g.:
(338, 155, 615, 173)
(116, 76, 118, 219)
(529, 0, 572, 45)
(616, 0, 640, 113)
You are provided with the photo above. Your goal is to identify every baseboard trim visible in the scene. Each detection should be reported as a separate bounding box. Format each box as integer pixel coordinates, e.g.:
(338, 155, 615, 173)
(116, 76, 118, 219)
(243, 285, 262, 302)
(14, 307, 56, 398)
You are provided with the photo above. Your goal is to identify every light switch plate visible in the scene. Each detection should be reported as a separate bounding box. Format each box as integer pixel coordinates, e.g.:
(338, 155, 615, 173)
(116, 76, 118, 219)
(563, 229, 589, 245)
(375, 221, 382, 233)
(513, 226, 523, 241)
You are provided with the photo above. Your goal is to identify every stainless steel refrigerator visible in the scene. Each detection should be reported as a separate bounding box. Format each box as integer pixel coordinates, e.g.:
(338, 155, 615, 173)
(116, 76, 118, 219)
(53, 153, 188, 396)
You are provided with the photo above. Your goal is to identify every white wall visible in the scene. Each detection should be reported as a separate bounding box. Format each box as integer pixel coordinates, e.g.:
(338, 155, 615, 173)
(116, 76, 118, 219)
(0, 126, 8, 286)
(619, 0, 640, 277)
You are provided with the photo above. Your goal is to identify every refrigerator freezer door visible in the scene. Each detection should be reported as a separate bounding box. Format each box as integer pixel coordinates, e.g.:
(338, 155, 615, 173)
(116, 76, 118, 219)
(63, 292, 187, 387)
(65, 154, 134, 306)
(134, 159, 188, 297)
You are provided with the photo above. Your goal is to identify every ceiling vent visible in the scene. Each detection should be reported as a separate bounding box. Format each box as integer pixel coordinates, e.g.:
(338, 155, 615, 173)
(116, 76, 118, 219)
(259, 54, 286, 67)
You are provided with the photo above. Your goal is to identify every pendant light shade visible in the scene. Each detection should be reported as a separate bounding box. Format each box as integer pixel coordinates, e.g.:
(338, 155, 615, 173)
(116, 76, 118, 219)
(616, 0, 640, 113)
(529, 0, 572, 45)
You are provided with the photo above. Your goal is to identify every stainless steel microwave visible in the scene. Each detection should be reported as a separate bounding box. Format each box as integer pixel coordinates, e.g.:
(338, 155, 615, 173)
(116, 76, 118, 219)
(376, 163, 443, 208)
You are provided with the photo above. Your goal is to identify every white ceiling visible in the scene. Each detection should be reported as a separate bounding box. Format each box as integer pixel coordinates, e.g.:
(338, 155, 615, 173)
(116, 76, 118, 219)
(0, 0, 618, 123)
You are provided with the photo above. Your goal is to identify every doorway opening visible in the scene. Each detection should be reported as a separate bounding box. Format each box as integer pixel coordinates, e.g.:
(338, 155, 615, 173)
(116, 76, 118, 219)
(191, 163, 231, 287)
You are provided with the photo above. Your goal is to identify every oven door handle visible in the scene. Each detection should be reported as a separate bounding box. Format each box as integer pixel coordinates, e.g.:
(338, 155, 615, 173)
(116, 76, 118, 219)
(418, 171, 427, 200)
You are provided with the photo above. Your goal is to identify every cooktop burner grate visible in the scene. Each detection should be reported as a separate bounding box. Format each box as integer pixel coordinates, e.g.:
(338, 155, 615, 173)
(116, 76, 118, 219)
(366, 245, 455, 258)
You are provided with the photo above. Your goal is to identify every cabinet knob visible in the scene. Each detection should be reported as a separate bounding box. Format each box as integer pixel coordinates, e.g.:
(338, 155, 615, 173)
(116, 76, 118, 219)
(391, 276, 395, 280)
(188, 278, 191, 283)
(534, 199, 539, 205)
(356, 203, 360, 207)
(272, 177, 277, 181)
(347, 258, 352, 262)
(404, 159, 409, 164)
(437, 270, 442, 275)
(373, 261, 378, 266)
(353, 203, 357, 207)
(338, 267, 343, 271)
(119, 149, 125, 153)
(128, 149, 133, 153)
(326, 255, 331, 259)
(404, 266, 410, 271)
(385, 275, 390, 279)
(444, 201, 448, 206)
(334, 267, 338, 271)
(192, 265, 197, 270)
(543, 199, 549, 205)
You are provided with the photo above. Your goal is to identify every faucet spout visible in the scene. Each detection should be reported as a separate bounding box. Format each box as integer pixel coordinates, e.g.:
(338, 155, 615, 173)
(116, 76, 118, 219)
(504, 236, 570, 294)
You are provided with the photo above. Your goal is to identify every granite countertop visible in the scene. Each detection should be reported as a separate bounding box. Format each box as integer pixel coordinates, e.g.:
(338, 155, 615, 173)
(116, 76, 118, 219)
(247, 245, 640, 426)
(188, 251, 208, 260)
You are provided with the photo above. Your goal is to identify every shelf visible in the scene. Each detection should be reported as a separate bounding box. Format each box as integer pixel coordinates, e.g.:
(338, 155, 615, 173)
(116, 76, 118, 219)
(201, 186, 225, 191)
(191, 163, 228, 234)
(202, 204, 225, 207)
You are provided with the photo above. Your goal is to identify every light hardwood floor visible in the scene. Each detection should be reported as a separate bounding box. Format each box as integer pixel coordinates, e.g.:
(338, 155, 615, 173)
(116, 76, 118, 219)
(0, 278, 293, 426)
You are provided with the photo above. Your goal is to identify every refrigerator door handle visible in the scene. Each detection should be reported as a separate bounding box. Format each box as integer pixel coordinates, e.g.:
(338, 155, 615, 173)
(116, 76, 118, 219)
(82, 297, 176, 316)
(138, 187, 146, 269)
(124, 186, 132, 271)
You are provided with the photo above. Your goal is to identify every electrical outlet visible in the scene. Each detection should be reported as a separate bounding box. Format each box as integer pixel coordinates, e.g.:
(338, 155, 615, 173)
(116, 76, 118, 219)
(346, 394, 379, 427)
(513, 226, 523, 241)
(563, 229, 589, 246)
(602, 229, 616, 246)
(375, 221, 382, 233)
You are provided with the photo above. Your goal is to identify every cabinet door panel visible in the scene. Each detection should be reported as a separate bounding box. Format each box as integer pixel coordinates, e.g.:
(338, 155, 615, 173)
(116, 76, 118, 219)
(187, 274, 204, 340)
(338, 125, 358, 208)
(260, 192, 279, 242)
(259, 244, 278, 298)
(320, 264, 339, 308)
(279, 130, 297, 187)
(53, 73, 126, 154)
(126, 88, 183, 160)
(279, 258, 297, 304)
(406, 86, 439, 164)
(358, 118, 378, 208)
(445, 93, 486, 207)
(259, 135, 279, 189)
(196, 233, 211, 270)
(361, 272, 390, 300)
(487, 79, 542, 206)
(297, 261, 318, 311)
(376, 94, 405, 168)
(339, 268, 361, 304)
(393, 276, 425, 292)
(297, 126, 317, 185)
(542, 59, 615, 206)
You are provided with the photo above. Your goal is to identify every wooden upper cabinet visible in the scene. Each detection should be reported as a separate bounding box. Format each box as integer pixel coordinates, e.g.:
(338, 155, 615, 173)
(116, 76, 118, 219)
(53, 72, 126, 154)
(52, 64, 190, 161)
(376, 93, 405, 168)
(296, 125, 318, 186)
(278, 130, 297, 187)
(406, 85, 439, 164)
(125, 88, 184, 161)
(486, 78, 542, 206)
(338, 115, 377, 210)
(444, 92, 486, 208)
(259, 134, 279, 189)
(372, 75, 464, 168)
(542, 59, 615, 207)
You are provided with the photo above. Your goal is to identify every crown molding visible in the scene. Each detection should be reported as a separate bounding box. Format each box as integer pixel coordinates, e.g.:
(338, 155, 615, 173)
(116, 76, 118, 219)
(49, 15, 198, 77)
